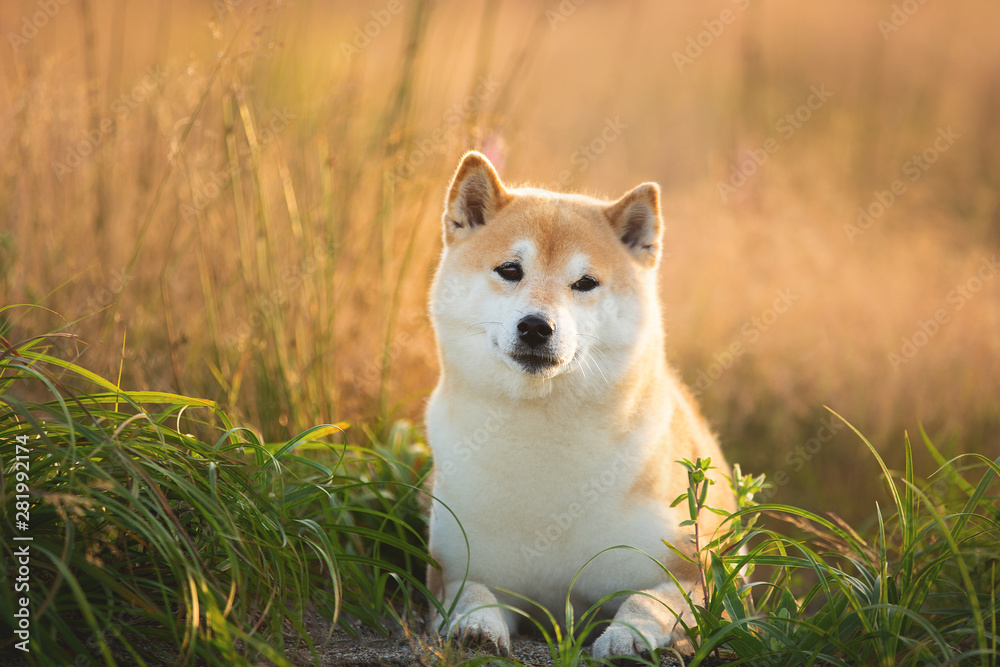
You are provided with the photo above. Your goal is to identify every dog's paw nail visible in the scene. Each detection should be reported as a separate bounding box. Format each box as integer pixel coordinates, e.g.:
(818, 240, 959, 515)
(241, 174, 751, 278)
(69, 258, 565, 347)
(446, 610, 511, 658)
(592, 625, 654, 662)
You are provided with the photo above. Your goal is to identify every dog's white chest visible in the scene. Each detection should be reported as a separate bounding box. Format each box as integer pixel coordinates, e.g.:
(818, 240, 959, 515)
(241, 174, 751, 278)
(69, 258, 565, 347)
(428, 395, 677, 613)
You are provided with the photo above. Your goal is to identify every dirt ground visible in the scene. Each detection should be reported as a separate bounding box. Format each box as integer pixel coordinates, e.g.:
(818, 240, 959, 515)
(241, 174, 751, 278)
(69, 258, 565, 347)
(281, 614, 730, 667)
(285, 619, 564, 667)
(0, 613, 733, 666)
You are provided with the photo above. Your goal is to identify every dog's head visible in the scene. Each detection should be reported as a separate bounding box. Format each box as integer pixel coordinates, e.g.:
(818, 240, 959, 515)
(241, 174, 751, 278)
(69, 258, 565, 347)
(430, 151, 664, 399)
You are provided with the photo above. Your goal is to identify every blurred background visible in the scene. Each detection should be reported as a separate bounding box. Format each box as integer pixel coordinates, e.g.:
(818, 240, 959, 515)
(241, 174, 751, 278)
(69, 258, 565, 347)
(1, 0, 998, 523)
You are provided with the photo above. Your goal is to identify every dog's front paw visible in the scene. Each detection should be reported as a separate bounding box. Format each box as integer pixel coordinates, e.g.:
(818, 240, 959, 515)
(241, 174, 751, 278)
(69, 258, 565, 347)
(446, 606, 511, 657)
(590, 623, 656, 661)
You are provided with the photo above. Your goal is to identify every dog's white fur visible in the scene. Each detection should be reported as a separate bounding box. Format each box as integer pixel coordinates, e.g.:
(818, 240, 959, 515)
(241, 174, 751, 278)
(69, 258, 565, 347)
(425, 152, 734, 658)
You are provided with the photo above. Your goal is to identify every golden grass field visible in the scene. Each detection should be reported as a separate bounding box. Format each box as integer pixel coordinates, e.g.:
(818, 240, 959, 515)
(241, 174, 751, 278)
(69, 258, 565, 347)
(2, 0, 998, 521)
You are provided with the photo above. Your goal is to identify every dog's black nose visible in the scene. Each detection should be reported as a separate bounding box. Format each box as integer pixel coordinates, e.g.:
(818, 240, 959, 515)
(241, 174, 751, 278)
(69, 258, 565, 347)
(517, 314, 555, 349)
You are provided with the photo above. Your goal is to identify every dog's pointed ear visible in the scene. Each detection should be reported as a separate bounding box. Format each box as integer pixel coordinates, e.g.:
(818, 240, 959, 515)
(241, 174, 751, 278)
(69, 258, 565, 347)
(604, 182, 662, 268)
(442, 151, 511, 245)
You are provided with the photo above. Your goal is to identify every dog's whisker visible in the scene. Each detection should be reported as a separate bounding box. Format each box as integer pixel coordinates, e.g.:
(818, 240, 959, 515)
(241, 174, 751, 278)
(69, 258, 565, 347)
(465, 321, 501, 335)
(590, 346, 613, 367)
(587, 349, 611, 385)
(588, 345, 610, 363)
(577, 349, 604, 385)
(578, 346, 610, 385)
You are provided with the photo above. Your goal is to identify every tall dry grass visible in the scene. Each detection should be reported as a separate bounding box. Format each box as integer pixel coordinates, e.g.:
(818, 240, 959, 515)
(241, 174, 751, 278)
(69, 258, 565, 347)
(1, 0, 998, 520)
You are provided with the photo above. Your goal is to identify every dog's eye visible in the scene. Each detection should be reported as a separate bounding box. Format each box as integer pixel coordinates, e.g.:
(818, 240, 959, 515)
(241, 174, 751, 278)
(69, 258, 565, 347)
(495, 262, 523, 282)
(571, 275, 599, 292)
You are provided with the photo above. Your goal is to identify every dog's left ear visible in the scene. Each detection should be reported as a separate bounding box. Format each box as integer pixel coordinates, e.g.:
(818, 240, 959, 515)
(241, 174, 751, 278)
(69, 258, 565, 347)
(442, 151, 511, 245)
(604, 182, 663, 268)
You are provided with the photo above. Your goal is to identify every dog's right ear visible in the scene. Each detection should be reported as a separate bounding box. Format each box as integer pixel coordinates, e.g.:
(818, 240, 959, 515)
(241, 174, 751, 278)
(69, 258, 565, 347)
(442, 151, 511, 245)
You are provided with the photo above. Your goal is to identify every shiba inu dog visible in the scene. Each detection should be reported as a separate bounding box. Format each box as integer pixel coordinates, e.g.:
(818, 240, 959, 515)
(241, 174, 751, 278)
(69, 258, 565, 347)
(425, 151, 736, 658)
